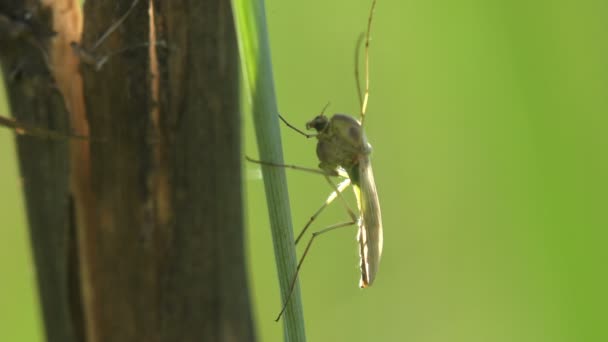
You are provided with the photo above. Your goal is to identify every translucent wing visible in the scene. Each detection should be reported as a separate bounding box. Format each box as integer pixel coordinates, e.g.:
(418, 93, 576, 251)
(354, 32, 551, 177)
(353, 156, 383, 288)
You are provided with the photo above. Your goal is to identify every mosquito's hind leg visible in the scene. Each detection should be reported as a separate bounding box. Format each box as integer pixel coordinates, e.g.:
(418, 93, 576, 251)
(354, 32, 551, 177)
(276, 219, 358, 322)
(355, 0, 378, 126)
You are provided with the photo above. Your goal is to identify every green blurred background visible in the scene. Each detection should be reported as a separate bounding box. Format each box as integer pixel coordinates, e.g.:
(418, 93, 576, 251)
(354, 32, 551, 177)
(1, 0, 607, 341)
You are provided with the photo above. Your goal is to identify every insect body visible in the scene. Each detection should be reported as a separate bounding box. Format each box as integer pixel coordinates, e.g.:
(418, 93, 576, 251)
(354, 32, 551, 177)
(306, 113, 383, 287)
(247, 0, 381, 321)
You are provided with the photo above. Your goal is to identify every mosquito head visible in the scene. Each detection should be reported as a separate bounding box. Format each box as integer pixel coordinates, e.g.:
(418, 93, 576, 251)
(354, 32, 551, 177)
(306, 115, 329, 132)
(306, 102, 331, 132)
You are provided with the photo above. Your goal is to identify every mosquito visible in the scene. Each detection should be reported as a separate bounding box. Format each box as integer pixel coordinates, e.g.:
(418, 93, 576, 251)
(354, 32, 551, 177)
(247, 0, 382, 322)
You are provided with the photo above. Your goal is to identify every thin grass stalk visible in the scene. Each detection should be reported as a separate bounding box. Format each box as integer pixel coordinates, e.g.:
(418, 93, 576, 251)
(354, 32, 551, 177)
(231, 0, 307, 341)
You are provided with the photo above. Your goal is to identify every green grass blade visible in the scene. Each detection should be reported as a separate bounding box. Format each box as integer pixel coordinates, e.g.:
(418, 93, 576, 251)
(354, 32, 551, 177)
(231, 0, 307, 340)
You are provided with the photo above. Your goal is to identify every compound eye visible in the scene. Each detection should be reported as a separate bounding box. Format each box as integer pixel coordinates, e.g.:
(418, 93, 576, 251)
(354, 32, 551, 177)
(306, 115, 329, 132)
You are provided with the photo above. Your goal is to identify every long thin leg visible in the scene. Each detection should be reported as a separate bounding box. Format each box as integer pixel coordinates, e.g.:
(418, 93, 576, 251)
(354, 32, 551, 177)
(246, 156, 357, 241)
(245, 156, 336, 177)
(295, 178, 352, 244)
(247, 156, 357, 240)
(354, 33, 365, 110)
(359, 0, 377, 126)
(279, 115, 316, 138)
(323, 176, 358, 223)
(247, 155, 359, 321)
(279, 102, 330, 138)
(276, 220, 358, 322)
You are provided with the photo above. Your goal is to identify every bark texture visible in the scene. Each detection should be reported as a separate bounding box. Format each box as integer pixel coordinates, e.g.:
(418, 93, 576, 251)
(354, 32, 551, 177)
(1, 0, 252, 341)
(0, 1, 83, 342)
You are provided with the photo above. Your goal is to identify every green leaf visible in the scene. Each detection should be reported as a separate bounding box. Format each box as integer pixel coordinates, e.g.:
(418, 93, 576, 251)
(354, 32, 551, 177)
(231, 0, 307, 341)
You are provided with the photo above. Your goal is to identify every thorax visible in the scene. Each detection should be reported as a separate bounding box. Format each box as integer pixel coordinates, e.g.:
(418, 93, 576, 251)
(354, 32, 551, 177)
(315, 114, 372, 174)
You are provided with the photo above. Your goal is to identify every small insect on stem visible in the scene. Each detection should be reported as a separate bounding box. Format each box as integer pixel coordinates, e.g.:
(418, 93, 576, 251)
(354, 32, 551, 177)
(248, 0, 383, 322)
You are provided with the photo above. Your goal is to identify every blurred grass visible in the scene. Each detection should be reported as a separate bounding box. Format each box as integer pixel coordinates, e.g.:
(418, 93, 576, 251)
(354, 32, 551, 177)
(3, 0, 608, 341)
